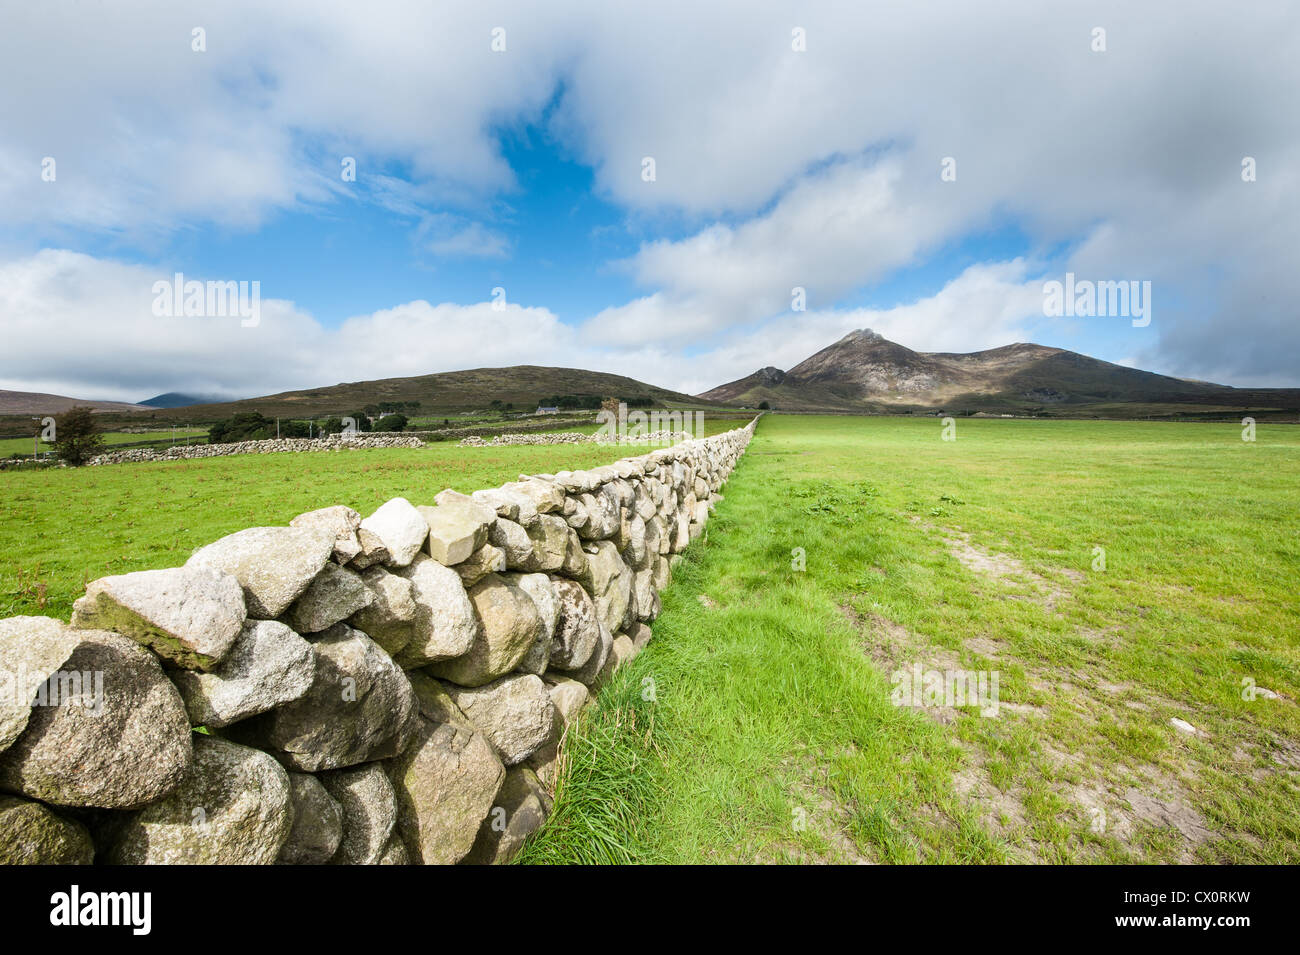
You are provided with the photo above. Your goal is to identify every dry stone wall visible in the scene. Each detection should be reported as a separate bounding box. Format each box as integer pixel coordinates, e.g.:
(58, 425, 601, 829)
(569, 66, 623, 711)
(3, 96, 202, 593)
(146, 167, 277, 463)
(88, 432, 427, 466)
(0, 418, 757, 865)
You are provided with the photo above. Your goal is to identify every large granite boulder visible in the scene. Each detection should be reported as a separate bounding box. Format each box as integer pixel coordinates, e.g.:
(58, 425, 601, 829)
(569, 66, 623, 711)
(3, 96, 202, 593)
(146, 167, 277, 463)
(169, 620, 315, 728)
(419, 499, 495, 566)
(0, 795, 94, 864)
(509, 573, 559, 675)
(102, 735, 292, 864)
(386, 717, 504, 865)
(548, 579, 603, 671)
(565, 622, 613, 688)
(349, 566, 418, 657)
(424, 574, 542, 687)
(276, 772, 343, 865)
(497, 479, 565, 516)
(488, 517, 534, 569)
(463, 766, 552, 865)
(290, 505, 363, 565)
(444, 673, 556, 766)
(359, 498, 428, 568)
(524, 515, 569, 572)
(454, 543, 507, 587)
(391, 554, 479, 668)
(187, 526, 335, 619)
(622, 514, 648, 569)
(562, 526, 589, 577)
(378, 836, 410, 865)
(543, 674, 589, 726)
(319, 763, 397, 865)
(228, 624, 419, 772)
(576, 486, 620, 540)
(70, 565, 245, 670)
(579, 541, 631, 635)
(0, 626, 192, 809)
(0, 616, 80, 755)
(283, 562, 374, 635)
(350, 527, 391, 570)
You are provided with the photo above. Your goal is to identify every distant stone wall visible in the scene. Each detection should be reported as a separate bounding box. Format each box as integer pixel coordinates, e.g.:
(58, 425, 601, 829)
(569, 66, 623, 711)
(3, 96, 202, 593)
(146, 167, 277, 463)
(420, 416, 593, 442)
(0, 417, 757, 864)
(87, 432, 426, 466)
(460, 430, 693, 448)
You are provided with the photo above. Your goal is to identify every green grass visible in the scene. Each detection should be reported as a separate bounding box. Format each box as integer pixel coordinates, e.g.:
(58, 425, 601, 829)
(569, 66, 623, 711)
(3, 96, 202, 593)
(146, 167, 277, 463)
(521, 415, 1300, 864)
(0, 442, 639, 620)
(0, 419, 752, 620)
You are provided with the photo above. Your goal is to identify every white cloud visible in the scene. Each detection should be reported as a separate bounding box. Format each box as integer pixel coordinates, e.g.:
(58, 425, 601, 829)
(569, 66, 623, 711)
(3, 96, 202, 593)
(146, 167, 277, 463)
(419, 217, 511, 259)
(1, 2, 1297, 387)
(0, 250, 1051, 402)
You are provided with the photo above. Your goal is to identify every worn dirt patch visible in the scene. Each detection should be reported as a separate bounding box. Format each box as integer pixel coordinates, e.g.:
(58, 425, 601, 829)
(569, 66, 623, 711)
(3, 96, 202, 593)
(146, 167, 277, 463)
(955, 764, 1028, 835)
(765, 753, 875, 865)
(940, 529, 1074, 610)
(1122, 786, 1216, 862)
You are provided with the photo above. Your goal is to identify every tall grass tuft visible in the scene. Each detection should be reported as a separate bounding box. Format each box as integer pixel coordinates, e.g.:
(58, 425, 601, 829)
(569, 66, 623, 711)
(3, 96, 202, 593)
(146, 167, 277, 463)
(515, 672, 666, 865)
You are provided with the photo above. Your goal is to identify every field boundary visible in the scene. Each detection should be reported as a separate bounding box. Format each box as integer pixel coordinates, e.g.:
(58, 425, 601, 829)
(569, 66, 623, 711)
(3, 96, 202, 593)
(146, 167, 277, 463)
(0, 418, 757, 864)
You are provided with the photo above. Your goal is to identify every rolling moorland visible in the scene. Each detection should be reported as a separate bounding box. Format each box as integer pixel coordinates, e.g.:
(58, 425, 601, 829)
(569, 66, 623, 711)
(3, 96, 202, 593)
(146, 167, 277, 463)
(0, 365, 717, 431)
(6, 330, 1299, 443)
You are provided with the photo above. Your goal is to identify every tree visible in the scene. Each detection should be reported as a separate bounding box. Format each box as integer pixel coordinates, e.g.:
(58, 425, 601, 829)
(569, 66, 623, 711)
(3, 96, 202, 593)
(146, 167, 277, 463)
(52, 406, 105, 466)
(209, 412, 272, 444)
(758, 400, 771, 410)
(376, 413, 407, 432)
(600, 396, 621, 416)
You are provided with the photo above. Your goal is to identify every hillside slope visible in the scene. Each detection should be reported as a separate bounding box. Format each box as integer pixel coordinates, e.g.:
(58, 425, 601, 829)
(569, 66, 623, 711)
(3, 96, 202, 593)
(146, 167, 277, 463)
(0, 389, 148, 415)
(140, 365, 719, 421)
(701, 329, 1300, 417)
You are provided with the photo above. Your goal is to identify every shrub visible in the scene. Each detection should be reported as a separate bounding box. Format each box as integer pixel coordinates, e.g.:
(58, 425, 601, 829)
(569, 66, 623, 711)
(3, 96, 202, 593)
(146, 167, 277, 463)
(209, 412, 273, 444)
(376, 413, 407, 432)
(52, 406, 105, 466)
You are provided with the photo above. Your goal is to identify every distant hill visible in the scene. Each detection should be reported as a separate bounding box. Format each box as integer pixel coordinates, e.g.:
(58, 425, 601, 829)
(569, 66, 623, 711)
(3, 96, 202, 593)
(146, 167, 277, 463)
(701, 329, 1300, 418)
(0, 389, 148, 416)
(139, 392, 232, 409)
(139, 365, 719, 422)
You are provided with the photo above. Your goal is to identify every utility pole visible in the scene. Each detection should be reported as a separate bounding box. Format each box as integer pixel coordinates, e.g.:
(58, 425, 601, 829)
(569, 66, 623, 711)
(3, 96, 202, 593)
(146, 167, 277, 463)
(32, 416, 40, 460)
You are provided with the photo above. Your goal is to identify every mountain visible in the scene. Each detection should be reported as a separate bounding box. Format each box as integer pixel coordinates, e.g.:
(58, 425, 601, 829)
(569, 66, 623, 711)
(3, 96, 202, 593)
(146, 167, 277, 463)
(139, 392, 233, 409)
(0, 389, 148, 416)
(701, 329, 1300, 418)
(137, 365, 718, 422)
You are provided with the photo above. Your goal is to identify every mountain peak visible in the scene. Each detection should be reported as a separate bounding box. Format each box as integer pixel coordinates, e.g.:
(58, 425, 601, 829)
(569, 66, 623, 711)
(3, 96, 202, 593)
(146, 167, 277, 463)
(697, 328, 1273, 415)
(837, 328, 883, 345)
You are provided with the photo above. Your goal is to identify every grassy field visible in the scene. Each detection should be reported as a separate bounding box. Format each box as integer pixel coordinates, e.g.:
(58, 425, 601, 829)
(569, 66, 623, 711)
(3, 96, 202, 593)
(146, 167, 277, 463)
(0, 416, 750, 620)
(522, 414, 1300, 864)
(0, 444, 632, 620)
(0, 429, 209, 458)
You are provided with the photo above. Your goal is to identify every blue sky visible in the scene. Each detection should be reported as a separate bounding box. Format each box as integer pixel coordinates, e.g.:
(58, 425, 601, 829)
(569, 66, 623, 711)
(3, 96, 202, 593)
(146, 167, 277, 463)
(2, 2, 1296, 401)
